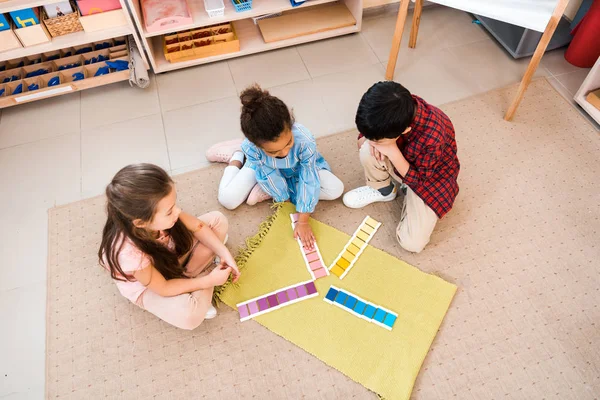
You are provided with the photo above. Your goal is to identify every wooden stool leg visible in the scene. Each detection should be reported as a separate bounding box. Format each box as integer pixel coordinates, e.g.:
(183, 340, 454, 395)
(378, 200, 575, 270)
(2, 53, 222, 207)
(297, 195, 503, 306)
(504, 0, 570, 121)
(385, 0, 411, 80)
(409, 0, 424, 48)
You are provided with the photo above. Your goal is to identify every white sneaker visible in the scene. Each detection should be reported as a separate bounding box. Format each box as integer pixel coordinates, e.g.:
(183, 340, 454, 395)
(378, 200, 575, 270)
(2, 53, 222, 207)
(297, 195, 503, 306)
(343, 185, 397, 209)
(205, 305, 218, 320)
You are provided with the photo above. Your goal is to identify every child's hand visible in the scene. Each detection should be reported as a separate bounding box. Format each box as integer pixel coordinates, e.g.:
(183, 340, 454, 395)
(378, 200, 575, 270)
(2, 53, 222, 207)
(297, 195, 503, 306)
(369, 140, 400, 161)
(209, 263, 232, 286)
(221, 253, 241, 282)
(294, 222, 316, 251)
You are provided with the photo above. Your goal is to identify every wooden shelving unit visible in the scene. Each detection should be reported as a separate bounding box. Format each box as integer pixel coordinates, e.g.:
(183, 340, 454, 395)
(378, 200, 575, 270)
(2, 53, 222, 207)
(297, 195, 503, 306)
(0, 0, 149, 107)
(574, 57, 600, 125)
(125, 0, 363, 73)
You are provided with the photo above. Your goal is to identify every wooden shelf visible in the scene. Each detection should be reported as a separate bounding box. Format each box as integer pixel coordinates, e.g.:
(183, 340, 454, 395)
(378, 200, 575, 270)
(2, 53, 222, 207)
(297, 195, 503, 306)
(138, 0, 341, 38)
(0, 0, 150, 107)
(0, 69, 130, 108)
(0, 25, 130, 61)
(0, 0, 57, 13)
(151, 18, 359, 72)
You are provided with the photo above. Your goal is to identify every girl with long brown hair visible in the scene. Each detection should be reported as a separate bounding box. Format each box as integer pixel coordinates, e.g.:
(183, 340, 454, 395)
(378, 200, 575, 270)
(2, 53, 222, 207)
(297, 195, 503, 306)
(98, 163, 240, 330)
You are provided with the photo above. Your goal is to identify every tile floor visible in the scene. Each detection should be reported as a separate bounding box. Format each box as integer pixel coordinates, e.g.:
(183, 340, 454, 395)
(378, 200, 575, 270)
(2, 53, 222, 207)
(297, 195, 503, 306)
(0, 5, 598, 399)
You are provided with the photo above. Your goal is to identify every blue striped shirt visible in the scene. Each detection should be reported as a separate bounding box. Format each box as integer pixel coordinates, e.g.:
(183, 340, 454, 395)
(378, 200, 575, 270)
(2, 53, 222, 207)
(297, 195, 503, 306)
(242, 123, 330, 213)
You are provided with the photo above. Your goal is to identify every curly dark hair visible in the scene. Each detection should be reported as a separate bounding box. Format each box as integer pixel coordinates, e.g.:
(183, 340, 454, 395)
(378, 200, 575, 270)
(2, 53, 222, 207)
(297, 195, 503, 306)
(240, 84, 294, 145)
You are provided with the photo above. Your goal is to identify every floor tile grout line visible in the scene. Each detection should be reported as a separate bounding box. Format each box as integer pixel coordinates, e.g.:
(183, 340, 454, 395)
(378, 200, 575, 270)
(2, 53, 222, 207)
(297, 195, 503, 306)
(153, 75, 174, 173)
(359, 30, 384, 66)
(293, 45, 312, 82)
(226, 60, 240, 97)
(0, 130, 79, 152)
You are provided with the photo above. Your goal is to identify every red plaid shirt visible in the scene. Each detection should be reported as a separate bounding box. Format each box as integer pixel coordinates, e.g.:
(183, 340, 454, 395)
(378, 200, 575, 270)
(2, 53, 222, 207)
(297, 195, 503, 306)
(360, 95, 460, 218)
(399, 95, 459, 218)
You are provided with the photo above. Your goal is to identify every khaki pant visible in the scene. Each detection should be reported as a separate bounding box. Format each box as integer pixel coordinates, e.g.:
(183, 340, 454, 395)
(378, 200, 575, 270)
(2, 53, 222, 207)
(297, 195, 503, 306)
(137, 211, 228, 330)
(359, 142, 438, 253)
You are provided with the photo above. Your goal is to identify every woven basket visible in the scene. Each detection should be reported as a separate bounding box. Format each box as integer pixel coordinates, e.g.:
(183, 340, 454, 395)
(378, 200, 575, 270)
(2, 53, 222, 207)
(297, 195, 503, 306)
(43, 4, 84, 37)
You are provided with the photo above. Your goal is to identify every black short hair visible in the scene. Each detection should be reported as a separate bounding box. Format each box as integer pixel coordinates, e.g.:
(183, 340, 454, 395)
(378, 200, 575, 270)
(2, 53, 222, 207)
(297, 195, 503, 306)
(355, 81, 415, 140)
(240, 84, 294, 145)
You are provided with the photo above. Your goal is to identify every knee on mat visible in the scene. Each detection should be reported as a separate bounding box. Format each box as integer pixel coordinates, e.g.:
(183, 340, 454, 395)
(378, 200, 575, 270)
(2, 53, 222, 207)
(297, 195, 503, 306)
(177, 303, 206, 330)
(397, 234, 429, 254)
(218, 192, 244, 211)
(330, 178, 345, 200)
(359, 141, 376, 165)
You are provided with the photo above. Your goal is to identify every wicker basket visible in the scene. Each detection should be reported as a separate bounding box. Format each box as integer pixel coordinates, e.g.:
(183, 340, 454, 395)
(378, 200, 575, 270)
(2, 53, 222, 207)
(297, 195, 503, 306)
(42, 3, 84, 37)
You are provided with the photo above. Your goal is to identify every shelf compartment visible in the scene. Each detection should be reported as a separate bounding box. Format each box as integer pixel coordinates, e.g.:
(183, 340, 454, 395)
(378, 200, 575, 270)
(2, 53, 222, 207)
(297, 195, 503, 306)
(151, 17, 358, 73)
(135, 0, 342, 38)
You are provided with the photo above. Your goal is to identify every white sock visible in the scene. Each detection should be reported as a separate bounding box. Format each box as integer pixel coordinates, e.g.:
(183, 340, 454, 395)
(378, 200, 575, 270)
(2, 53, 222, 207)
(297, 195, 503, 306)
(230, 151, 245, 164)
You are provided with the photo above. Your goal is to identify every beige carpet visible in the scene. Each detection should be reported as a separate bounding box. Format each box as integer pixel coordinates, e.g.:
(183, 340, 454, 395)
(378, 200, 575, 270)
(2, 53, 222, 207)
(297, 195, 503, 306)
(46, 79, 600, 399)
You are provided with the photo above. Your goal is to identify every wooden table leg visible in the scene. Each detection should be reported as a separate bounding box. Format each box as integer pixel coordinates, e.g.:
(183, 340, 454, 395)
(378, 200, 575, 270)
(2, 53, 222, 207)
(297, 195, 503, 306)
(385, 0, 411, 80)
(409, 0, 424, 48)
(504, 0, 570, 121)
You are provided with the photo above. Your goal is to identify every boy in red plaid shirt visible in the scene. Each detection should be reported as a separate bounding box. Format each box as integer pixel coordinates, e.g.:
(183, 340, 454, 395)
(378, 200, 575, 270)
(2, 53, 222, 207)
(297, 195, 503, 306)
(343, 81, 460, 253)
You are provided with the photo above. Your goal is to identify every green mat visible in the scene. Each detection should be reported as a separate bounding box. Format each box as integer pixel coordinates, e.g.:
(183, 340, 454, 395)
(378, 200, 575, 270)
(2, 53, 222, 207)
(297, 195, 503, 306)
(220, 203, 456, 400)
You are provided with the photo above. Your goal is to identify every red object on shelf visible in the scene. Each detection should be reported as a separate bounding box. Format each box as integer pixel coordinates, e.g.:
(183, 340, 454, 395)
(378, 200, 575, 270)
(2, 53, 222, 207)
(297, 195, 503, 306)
(565, 0, 600, 67)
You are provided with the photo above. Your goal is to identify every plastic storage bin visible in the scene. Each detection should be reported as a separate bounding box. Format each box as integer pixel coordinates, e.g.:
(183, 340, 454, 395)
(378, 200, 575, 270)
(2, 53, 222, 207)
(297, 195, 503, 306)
(475, 14, 572, 59)
(231, 0, 252, 12)
(204, 0, 224, 18)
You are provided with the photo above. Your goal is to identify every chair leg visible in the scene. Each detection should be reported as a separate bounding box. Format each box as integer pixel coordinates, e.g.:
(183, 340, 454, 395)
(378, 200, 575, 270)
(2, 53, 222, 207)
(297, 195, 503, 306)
(409, 0, 424, 48)
(504, 0, 570, 121)
(385, 0, 411, 80)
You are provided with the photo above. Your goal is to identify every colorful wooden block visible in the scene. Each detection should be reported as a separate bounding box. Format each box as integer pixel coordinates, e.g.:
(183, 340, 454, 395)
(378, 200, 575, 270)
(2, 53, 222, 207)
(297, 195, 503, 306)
(313, 268, 328, 279)
(76, 0, 122, 16)
(324, 287, 338, 303)
(323, 286, 397, 330)
(383, 313, 397, 328)
(276, 291, 288, 304)
(373, 309, 387, 323)
(365, 217, 378, 228)
(0, 14, 10, 32)
(330, 265, 345, 277)
(238, 304, 249, 319)
(10, 8, 40, 28)
(361, 224, 375, 234)
(286, 288, 298, 301)
(352, 238, 365, 248)
(345, 296, 357, 310)
(328, 216, 382, 280)
(354, 300, 366, 315)
(296, 284, 308, 297)
(335, 291, 348, 305)
(364, 304, 377, 319)
(236, 279, 319, 322)
(347, 244, 361, 255)
(356, 230, 370, 242)
(267, 294, 278, 307)
(342, 251, 354, 262)
(306, 251, 320, 263)
(309, 260, 323, 271)
(257, 297, 269, 311)
(247, 301, 259, 314)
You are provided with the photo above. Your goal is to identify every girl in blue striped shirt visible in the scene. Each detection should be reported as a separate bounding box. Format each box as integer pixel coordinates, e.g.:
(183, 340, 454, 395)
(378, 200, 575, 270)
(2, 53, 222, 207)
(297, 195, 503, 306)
(206, 85, 344, 249)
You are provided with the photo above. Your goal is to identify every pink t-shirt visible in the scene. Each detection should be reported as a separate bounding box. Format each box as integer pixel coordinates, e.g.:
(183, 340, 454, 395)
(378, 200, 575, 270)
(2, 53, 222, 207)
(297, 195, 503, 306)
(112, 232, 175, 304)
